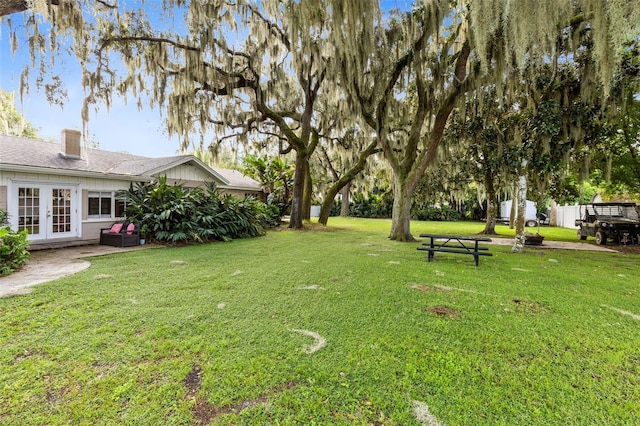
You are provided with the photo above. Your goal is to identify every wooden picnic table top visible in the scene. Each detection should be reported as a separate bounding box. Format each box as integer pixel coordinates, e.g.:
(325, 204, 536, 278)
(419, 234, 492, 242)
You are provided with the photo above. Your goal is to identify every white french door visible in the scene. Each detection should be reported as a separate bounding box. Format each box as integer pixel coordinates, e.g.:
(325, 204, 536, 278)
(11, 183, 79, 240)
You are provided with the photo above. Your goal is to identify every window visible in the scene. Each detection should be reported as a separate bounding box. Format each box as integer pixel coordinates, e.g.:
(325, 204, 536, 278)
(51, 188, 72, 233)
(88, 191, 113, 218)
(88, 191, 127, 219)
(17, 187, 40, 234)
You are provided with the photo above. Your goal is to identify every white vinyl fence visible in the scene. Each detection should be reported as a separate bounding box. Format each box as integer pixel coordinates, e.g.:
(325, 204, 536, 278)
(553, 204, 580, 229)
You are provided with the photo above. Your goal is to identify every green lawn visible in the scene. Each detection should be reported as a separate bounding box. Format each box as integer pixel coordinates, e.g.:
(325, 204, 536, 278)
(1, 218, 639, 425)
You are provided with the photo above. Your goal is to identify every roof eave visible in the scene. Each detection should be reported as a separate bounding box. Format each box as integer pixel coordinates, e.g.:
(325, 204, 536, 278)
(218, 184, 263, 192)
(0, 164, 154, 182)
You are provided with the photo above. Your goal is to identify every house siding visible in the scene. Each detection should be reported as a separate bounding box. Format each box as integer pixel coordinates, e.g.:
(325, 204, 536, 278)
(1, 170, 133, 245)
(0, 185, 7, 211)
(161, 163, 213, 183)
(223, 189, 264, 200)
(81, 177, 144, 191)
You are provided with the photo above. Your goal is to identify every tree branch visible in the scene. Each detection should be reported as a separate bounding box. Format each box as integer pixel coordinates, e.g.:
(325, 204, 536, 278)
(245, 3, 291, 51)
(0, 0, 59, 17)
(99, 35, 201, 55)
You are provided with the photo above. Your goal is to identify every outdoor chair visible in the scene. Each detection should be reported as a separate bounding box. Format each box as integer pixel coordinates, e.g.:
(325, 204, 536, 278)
(99, 222, 140, 247)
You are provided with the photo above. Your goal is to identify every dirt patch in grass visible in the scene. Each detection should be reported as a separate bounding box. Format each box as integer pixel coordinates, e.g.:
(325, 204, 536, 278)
(184, 365, 297, 423)
(184, 365, 218, 425)
(94, 274, 113, 280)
(615, 245, 640, 254)
(192, 398, 217, 426)
(188, 376, 296, 424)
(45, 383, 74, 407)
(426, 305, 461, 319)
(184, 365, 203, 397)
(411, 284, 446, 292)
(512, 299, 549, 314)
(12, 348, 45, 363)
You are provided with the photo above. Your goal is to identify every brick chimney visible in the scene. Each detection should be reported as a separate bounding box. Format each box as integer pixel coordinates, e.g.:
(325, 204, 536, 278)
(60, 129, 82, 159)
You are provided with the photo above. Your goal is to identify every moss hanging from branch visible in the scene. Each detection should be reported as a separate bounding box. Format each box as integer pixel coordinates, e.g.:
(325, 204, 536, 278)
(469, 0, 640, 96)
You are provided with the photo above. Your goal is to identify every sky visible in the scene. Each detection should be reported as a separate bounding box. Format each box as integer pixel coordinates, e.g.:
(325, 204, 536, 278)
(1, 0, 414, 159)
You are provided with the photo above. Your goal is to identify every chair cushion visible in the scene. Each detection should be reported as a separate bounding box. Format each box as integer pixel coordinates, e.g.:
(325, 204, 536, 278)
(109, 223, 123, 233)
(126, 223, 136, 235)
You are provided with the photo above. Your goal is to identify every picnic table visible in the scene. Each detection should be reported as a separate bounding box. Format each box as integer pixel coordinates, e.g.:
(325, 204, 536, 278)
(417, 234, 492, 266)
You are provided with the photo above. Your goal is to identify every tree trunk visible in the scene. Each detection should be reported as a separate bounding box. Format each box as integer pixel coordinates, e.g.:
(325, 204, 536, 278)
(318, 178, 354, 225)
(511, 169, 528, 253)
(388, 178, 415, 242)
(483, 198, 497, 235)
(340, 183, 350, 217)
(317, 138, 377, 225)
(318, 196, 333, 226)
(509, 185, 516, 229)
(481, 170, 497, 235)
(317, 181, 351, 225)
(302, 163, 312, 221)
(549, 199, 557, 227)
(289, 151, 308, 229)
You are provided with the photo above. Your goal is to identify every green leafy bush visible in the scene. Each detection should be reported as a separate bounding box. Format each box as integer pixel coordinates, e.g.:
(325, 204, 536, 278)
(349, 191, 393, 218)
(411, 205, 461, 221)
(0, 210, 30, 276)
(330, 199, 342, 216)
(243, 155, 293, 216)
(118, 178, 278, 244)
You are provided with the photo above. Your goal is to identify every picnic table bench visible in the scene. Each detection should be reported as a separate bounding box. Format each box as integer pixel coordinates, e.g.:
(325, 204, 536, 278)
(417, 234, 492, 266)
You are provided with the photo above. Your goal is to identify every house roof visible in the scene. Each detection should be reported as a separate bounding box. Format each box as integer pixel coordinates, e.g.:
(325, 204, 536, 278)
(0, 134, 262, 191)
(214, 168, 264, 191)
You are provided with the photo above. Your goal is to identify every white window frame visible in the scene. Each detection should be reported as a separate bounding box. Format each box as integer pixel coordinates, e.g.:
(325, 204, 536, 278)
(87, 191, 114, 219)
(7, 180, 80, 241)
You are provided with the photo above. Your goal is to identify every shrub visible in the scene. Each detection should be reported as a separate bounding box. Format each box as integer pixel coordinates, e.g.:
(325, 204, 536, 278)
(349, 192, 393, 218)
(330, 199, 341, 217)
(261, 203, 282, 227)
(243, 155, 293, 217)
(118, 178, 277, 244)
(0, 210, 30, 276)
(411, 205, 461, 221)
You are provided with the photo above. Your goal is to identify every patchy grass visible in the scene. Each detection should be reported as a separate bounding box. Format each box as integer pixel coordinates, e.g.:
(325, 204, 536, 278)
(1, 218, 639, 425)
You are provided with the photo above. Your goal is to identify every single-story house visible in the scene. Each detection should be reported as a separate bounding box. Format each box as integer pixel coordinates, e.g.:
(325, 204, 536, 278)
(0, 129, 263, 247)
